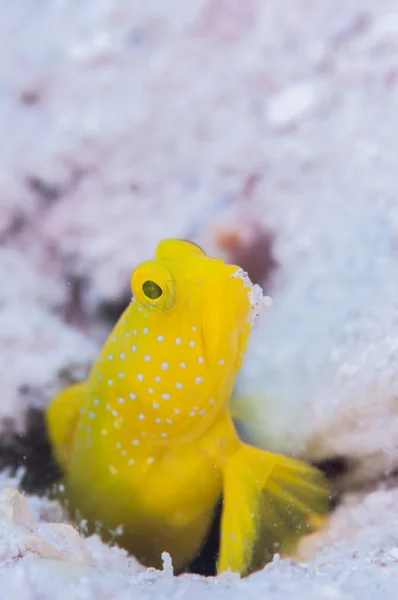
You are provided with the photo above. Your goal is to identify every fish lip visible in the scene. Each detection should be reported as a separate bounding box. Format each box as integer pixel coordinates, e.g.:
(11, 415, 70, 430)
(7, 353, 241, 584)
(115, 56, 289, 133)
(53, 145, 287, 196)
(231, 267, 272, 325)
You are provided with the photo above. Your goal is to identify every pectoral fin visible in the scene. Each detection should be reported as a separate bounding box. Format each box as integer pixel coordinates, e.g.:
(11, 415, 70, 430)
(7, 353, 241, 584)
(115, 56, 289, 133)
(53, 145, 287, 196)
(218, 443, 330, 575)
(46, 383, 85, 471)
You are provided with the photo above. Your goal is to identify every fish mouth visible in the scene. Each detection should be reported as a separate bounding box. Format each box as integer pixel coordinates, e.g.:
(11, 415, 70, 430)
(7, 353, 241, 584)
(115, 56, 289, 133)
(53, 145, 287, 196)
(231, 268, 272, 325)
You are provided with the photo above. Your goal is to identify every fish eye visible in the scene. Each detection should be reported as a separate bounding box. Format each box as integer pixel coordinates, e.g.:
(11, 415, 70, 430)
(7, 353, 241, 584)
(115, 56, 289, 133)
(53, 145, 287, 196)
(131, 261, 176, 311)
(142, 280, 163, 300)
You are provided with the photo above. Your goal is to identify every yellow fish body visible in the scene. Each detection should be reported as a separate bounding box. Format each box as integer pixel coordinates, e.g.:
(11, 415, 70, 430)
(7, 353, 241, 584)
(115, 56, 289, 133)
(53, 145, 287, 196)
(46, 239, 329, 575)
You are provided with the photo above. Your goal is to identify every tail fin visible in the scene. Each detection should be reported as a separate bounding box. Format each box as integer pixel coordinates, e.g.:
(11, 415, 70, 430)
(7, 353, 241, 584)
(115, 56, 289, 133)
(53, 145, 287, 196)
(218, 443, 330, 576)
(46, 383, 85, 471)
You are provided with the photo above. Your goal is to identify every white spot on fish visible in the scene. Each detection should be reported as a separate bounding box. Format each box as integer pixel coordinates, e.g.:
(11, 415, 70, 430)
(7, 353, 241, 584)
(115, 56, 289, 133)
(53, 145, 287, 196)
(148, 388, 154, 394)
(180, 362, 186, 369)
(157, 335, 164, 342)
(120, 353, 125, 360)
(133, 330, 137, 336)
(166, 418, 173, 424)
(128, 459, 135, 466)
(101, 429, 108, 436)
(86, 425, 92, 434)
(108, 379, 113, 386)
(109, 465, 117, 475)
(129, 393, 136, 400)
(198, 357, 204, 364)
(118, 372, 125, 378)
(112, 410, 118, 417)
(189, 341, 195, 347)
(144, 355, 151, 362)
(93, 398, 99, 407)
(116, 442, 121, 449)
(88, 412, 95, 419)
(137, 373, 144, 381)
(173, 408, 180, 414)
(175, 338, 181, 345)
(154, 376, 161, 382)
(143, 327, 149, 334)
(138, 413, 145, 420)
(161, 362, 168, 370)
(132, 439, 139, 446)
(108, 354, 113, 361)
(118, 397, 124, 404)
(162, 394, 170, 400)
(155, 418, 161, 424)
(161, 433, 168, 438)
(132, 346, 137, 353)
(195, 377, 203, 384)
(176, 382, 183, 389)
(147, 457, 154, 464)
(152, 402, 159, 409)
(219, 358, 225, 365)
(192, 326, 197, 332)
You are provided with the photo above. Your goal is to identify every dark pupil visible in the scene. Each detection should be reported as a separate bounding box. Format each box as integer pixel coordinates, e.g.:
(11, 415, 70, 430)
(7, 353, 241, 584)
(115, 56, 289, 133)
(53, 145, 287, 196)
(143, 280, 163, 299)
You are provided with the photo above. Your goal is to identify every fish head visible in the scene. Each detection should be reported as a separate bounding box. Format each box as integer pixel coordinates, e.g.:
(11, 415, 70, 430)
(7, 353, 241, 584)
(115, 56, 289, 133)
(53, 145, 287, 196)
(129, 239, 265, 416)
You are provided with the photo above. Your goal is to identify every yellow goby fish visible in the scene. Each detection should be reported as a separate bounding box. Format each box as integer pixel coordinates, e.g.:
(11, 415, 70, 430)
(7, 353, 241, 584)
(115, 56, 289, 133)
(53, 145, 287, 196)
(46, 239, 329, 575)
